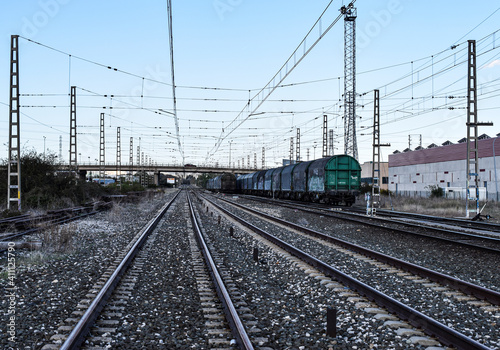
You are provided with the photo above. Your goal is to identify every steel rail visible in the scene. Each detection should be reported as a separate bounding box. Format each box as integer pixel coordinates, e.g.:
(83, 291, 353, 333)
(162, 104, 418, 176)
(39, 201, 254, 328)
(187, 192, 254, 350)
(215, 195, 500, 306)
(0, 211, 99, 243)
(60, 190, 181, 350)
(243, 195, 500, 254)
(347, 206, 500, 233)
(201, 194, 492, 350)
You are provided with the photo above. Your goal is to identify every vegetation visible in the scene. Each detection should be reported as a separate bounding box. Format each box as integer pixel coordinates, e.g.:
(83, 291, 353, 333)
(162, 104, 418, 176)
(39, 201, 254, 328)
(357, 193, 499, 223)
(426, 184, 444, 198)
(0, 148, 145, 215)
(196, 173, 217, 188)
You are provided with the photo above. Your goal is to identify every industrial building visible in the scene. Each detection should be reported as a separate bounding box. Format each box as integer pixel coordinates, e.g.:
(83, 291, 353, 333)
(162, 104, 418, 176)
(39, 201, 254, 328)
(388, 134, 500, 201)
(360, 161, 389, 191)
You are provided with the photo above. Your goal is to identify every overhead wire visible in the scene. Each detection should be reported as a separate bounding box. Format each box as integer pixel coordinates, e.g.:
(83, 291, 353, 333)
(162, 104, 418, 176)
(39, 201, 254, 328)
(166, 0, 183, 163)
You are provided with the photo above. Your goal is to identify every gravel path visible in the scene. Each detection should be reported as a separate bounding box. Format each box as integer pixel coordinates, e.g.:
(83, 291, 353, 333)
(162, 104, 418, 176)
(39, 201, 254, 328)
(212, 194, 500, 349)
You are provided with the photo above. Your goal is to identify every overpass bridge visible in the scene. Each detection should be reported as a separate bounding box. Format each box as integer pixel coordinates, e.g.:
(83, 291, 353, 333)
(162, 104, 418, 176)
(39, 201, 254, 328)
(75, 163, 259, 176)
(73, 163, 260, 186)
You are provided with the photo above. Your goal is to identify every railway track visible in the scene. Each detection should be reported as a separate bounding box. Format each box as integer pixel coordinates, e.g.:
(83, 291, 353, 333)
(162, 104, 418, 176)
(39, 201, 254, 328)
(44, 192, 180, 349)
(187, 192, 255, 349)
(240, 195, 500, 254)
(43, 190, 260, 349)
(357, 207, 500, 233)
(0, 202, 112, 243)
(200, 191, 499, 350)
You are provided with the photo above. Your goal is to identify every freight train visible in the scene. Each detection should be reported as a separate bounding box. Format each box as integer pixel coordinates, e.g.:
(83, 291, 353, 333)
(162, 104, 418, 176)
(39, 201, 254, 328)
(206, 155, 361, 206)
(206, 172, 237, 193)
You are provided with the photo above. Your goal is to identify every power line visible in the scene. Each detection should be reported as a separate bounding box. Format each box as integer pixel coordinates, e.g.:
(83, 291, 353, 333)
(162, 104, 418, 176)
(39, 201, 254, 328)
(166, 0, 183, 163)
(206, 0, 352, 161)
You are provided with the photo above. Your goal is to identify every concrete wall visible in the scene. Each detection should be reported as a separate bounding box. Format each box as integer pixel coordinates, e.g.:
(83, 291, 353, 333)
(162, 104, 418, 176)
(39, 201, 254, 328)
(388, 156, 500, 201)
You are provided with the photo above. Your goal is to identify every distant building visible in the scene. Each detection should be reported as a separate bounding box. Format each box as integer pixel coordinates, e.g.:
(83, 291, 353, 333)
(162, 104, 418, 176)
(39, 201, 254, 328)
(388, 135, 500, 201)
(360, 162, 389, 191)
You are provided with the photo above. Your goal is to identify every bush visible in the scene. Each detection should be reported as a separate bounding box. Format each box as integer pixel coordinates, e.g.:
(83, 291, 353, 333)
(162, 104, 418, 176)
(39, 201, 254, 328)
(426, 184, 444, 198)
(380, 189, 392, 196)
(0, 148, 118, 213)
(359, 183, 372, 195)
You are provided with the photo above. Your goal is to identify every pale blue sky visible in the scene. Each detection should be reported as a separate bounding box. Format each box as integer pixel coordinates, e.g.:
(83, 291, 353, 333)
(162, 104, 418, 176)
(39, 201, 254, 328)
(1, 1, 499, 167)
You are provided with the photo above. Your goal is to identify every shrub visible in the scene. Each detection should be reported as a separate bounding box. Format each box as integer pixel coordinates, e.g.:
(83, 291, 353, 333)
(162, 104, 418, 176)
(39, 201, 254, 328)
(426, 184, 444, 198)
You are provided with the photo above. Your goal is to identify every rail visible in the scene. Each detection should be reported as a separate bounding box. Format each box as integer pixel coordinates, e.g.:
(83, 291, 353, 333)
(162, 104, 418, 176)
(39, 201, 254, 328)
(60, 190, 180, 350)
(201, 194, 492, 350)
(215, 195, 500, 306)
(187, 192, 254, 350)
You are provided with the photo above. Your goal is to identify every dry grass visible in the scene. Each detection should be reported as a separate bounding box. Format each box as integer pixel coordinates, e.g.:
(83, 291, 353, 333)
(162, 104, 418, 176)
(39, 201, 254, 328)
(105, 202, 126, 223)
(42, 222, 75, 253)
(360, 195, 500, 223)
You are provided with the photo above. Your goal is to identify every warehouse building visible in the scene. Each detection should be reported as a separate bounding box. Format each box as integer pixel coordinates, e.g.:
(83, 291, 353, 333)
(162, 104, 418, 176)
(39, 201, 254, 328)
(388, 134, 500, 201)
(360, 161, 389, 191)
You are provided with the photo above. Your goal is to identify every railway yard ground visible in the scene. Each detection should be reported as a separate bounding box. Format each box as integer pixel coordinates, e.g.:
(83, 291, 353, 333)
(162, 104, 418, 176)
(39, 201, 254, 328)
(0, 188, 499, 349)
(358, 195, 500, 224)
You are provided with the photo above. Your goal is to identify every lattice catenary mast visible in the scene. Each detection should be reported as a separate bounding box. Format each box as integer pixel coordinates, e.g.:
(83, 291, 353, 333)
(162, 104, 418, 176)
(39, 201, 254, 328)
(465, 40, 493, 218)
(8, 35, 21, 211)
(371, 90, 390, 216)
(342, 4, 358, 160)
(296, 128, 301, 162)
(99, 113, 105, 183)
(69, 86, 77, 169)
(322, 115, 328, 157)
(116, 127, 121, 187)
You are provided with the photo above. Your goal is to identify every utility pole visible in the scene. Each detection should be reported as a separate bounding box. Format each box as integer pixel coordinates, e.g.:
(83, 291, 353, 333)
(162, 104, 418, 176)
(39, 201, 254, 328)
(136, 144, 140, 183)
(371, 89, 390, 215)
(69, 86, 77, 170)
(141, 152, 145, 186)
(342, 3, 358, 160)
(7, 35, 21, 211)
(59, 135, 63, 163)
(322, 115, 328, 157)
(296, 128, 301, 162)
(129, 137, 133, 182)
(465, 40, 493, 218)
(262, 147, 265, 169)
(99, 113, 105, 184)
(290, 137, 294, 164)
(253, 152, 257, 170)
(116, 127, 121, 188)
(329, 129, 334, 156)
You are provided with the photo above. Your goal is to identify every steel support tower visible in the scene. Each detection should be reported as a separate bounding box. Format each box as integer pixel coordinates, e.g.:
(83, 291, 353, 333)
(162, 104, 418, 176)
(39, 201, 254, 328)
(69, 86, 77, 169)
(129, 137, 133, 181)
(59, 135, 63, 162)
(329, 129, 334, 156)
(116, 127, 121, 188)
(262, 147, 265, 169)
(322, 115, 328, 157)
(99, 113, 105, 183)
(247, 155, 250, 169)
(253, 153, 257, 170)
(141, 152, 145, 186)
(342, 4, 358, 160)
(296, 128, 301, 162)
(136, 144, 140, 183)
(7, 35, 21, 211)
(371, 90, 390, 215)
(465, 40, 493, 217)
(289, 137, 294, 164)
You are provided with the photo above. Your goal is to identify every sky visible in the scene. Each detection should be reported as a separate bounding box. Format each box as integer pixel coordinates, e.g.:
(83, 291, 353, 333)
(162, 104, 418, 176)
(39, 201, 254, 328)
(0, 0, 499, 169)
